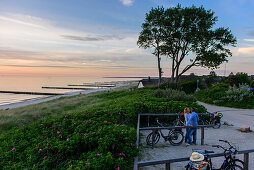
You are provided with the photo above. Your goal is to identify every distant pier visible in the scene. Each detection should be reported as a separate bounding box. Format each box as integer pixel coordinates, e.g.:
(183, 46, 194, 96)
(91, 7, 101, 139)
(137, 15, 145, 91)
(68, 84, 115, 88)
(42, 86, 91, 90)
(0, 90, 64, 95)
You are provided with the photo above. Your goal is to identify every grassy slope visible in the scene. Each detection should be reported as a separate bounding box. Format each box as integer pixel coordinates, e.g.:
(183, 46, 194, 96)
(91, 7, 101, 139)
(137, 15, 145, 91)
(0, 84, 137, 133)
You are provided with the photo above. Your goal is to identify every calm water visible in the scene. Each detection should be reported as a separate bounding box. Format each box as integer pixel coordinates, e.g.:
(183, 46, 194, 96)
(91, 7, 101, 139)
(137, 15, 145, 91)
(0, 76, 141, 106)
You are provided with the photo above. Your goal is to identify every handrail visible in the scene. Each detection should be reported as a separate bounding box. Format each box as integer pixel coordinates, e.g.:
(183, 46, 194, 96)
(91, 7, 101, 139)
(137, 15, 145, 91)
(139, 125, 213, 131)
(139, 113, 211, 116)
(137, 148, 254, 169)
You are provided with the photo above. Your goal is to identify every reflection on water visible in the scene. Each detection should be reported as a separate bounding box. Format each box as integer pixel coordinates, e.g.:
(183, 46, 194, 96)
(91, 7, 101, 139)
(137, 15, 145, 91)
(0, 76, 140, 106)
(0, 93, 49, 106)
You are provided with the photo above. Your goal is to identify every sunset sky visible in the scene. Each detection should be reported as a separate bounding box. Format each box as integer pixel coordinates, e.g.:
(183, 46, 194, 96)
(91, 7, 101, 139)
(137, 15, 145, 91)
(0, 0, 254, 77)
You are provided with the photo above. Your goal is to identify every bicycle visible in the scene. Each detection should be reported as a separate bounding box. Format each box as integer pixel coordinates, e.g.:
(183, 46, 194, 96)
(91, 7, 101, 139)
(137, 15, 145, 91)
(146, 117, 184, 146)
(185, 140, 244, 170)
(199, 111, 223, 129)
(172, 112, 185, 126)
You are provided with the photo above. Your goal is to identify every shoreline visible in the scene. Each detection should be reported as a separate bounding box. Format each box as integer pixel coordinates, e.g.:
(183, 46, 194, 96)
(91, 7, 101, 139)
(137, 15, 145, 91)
(0, 81, 137, 110)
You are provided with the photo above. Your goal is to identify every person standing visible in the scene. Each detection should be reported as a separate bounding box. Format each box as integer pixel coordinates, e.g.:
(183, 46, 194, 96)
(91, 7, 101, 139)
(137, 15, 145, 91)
(184, 107, 190, 143)
(186, 107, 199, 145)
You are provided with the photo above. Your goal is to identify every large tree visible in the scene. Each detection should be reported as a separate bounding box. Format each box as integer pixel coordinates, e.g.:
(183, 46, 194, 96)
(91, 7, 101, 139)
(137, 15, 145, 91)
(137, 7, 165, 85)
(138, 5, 237, 83)
(162, 4, 237, 82)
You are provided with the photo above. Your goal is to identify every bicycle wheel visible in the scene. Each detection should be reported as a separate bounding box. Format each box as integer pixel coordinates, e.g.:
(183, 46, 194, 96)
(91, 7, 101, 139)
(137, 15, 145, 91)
(212, 120, 221, 129)
(146, 132, 160, 146)
(169, 130, 184, 146)
(231, 159, 244, 168)
(225, 164, 244, 170)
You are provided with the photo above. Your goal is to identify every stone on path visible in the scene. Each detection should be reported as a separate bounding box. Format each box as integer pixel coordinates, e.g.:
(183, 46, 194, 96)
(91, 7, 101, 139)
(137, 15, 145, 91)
(240, 125, 251, 132)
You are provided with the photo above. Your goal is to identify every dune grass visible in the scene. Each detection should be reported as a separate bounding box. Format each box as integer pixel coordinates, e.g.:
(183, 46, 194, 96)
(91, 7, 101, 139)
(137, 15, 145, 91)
(0, 84, 137, 134)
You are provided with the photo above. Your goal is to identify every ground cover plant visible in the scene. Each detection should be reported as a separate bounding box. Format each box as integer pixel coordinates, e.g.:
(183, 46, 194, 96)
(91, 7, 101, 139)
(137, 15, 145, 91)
(195, 82, 254, 109)
(0, 86, 206, 169)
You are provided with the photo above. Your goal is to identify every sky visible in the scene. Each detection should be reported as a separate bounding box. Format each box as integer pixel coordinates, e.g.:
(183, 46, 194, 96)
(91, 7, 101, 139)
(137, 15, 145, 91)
(0, 0, 254, 77)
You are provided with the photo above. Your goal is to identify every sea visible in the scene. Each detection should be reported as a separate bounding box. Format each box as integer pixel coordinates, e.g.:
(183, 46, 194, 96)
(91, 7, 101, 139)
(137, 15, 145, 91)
(0, 76, 142, 106)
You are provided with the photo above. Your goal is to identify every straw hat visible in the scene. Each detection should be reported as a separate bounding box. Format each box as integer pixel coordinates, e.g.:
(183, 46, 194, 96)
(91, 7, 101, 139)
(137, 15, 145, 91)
(190, 152, 204, 162)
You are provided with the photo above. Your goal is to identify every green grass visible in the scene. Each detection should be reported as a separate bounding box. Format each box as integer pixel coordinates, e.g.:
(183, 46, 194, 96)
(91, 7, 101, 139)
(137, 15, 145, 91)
(0, 84, 137, 133)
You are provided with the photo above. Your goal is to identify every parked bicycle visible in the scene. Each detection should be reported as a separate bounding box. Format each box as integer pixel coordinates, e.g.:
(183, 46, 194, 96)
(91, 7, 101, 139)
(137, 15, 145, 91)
(199, 111, 223, 129)
(172, 112, 185, 126)
(185, 140, 244, 170)
(146, 117, 184, 146)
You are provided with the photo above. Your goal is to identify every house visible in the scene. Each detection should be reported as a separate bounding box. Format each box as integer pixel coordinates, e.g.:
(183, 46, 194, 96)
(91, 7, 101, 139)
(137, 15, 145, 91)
(249, 75, 254, 80)
(138, 77, 168, 88)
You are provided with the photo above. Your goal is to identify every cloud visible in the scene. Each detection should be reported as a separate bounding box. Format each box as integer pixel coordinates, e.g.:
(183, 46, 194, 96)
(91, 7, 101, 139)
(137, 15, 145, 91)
(0, 15, 46, 29)
(238, 47, 254, 54)
(0, 48, 135, 64)
(2, 64, 79, 68)
(120, 0, 134, 6)
(244, 39, 254, 42)
(61, 34, 123, 41)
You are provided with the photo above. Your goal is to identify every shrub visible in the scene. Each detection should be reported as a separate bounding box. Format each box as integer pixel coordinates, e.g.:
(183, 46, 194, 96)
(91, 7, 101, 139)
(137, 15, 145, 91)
(179, 79, 199, 94)
(220, 84, 253, 102)
(0, 110, 138, 169)
(250, 80, 254, 88)
(227, 72, 250, 87)
(151, 89, 196, 102)
(159, 79, 203, 94)
(194, 83, 229, 103)
(159, 82, 178, 90)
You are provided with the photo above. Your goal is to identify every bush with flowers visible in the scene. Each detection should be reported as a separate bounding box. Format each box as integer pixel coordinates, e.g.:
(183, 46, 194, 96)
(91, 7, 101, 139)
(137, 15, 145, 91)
(0, 88, 206, 169)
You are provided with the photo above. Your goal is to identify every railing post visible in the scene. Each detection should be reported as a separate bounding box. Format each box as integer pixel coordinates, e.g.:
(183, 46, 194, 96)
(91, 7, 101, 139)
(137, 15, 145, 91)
(201, 127, 204, 145)
(166, 163, 170, 170)
(152, 129, 156, 149)
(244, 153, 249, 170)
(148, 116, 150, 127)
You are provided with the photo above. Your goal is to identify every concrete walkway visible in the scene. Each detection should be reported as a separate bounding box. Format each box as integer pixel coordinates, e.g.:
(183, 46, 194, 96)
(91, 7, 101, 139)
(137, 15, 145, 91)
(198, 101, 254, 130)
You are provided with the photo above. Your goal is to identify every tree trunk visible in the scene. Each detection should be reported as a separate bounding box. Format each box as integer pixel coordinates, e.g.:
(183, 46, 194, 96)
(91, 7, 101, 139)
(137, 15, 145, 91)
(171, 58, 175, 82)
(157, 51, 162, 85)
(175, 63, 180, 83)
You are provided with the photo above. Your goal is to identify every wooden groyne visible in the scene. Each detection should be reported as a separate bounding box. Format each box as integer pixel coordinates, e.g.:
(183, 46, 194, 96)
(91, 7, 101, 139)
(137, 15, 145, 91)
(0, 91, 64, 95)
(42, 86, 91, 90)
(68, 84, 115, 88)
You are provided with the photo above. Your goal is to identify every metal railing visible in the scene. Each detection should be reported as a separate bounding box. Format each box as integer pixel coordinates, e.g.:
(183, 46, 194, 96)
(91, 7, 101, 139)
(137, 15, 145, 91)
(137, 148, 254, 170)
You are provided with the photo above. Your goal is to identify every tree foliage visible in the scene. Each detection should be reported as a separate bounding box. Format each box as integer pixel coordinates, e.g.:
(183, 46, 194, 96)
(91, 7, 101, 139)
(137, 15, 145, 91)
(137, 7, 165, 84)
(138, 4, 237, 82)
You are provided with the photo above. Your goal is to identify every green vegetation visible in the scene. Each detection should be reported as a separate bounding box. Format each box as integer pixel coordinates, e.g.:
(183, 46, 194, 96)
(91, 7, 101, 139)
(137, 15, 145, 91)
(0, 85, 206, 169)
(159, 78, 205, 94)
(195, 82, 254, 109)
(227, 72, 251, 86)
(151, 89, 196, 102)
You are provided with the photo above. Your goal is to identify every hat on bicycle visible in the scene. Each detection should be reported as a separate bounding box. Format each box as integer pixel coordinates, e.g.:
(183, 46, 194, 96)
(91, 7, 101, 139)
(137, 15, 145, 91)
(190, 152, 204, 162)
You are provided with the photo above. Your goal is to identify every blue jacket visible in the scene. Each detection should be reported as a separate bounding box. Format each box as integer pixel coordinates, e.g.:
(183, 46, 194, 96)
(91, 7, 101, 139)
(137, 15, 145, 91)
(187, 112, 199, 126)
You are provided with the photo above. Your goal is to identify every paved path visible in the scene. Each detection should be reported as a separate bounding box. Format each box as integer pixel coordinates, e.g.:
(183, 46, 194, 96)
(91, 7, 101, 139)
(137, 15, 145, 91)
(198, 101, 254, 129)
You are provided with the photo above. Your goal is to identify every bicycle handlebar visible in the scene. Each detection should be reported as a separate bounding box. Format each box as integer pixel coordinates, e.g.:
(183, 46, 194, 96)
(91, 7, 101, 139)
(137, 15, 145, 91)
(219, 139, 234, 148)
